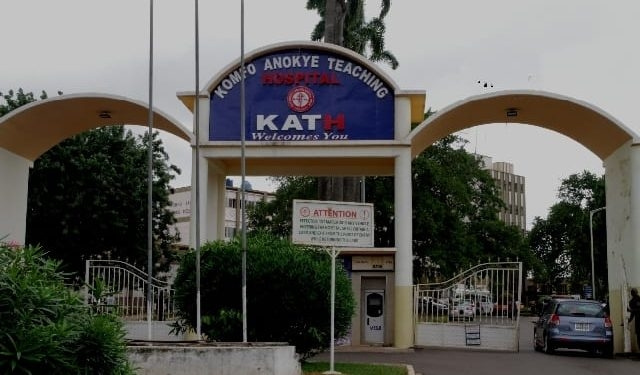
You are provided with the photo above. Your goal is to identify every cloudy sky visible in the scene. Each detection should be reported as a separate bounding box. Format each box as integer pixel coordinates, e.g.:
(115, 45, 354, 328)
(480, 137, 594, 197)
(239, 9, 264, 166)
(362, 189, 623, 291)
(2, 0, 638, 228)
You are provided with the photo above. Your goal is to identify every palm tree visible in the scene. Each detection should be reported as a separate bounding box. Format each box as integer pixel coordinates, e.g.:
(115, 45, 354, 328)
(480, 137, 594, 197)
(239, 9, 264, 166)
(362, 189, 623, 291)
(307, 0, 398, 201)
(306, 0, 398, 69)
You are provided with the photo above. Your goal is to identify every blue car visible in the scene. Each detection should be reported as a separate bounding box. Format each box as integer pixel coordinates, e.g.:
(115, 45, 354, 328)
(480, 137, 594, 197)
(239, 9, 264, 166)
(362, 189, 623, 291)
(533, 298, 613, 357)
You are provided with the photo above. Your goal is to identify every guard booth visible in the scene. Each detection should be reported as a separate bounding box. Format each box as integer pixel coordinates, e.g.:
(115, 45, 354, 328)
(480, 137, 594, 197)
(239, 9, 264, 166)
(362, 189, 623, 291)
(340, 249, 395, 346)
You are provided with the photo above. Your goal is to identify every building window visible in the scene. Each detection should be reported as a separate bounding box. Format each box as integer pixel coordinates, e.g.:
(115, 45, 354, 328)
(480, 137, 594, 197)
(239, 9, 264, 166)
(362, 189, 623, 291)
(224, 227, 236, 238)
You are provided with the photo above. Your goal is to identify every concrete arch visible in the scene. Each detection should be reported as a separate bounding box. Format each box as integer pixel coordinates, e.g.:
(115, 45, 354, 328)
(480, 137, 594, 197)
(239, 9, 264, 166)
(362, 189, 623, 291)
(0, 92, 193, 161)
(201, 40, 400, 95)
(407, 89, 640, 352)
(0, 92, 193, 246)
(408, 90, 639, 160)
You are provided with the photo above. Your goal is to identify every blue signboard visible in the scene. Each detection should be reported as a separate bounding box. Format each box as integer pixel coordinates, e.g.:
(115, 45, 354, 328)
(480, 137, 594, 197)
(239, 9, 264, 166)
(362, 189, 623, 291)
(209, 48, 395, 141)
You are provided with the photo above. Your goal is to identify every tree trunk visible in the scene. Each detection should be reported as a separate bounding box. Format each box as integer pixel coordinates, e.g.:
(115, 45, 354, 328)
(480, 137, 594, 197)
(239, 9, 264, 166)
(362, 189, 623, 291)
(317, 1, 362, 202)
(324, 0, 346, 46)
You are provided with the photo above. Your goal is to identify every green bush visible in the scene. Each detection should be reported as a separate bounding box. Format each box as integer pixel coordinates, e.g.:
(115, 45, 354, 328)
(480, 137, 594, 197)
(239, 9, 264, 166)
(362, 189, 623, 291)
(0, 243, 134, 374)
(172, 231, 355, 359)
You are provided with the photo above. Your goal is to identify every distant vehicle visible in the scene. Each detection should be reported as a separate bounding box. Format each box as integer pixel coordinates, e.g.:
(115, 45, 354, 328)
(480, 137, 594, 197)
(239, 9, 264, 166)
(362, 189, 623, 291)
(533, 298, 613, 358)
(450, 285, 493, 315)
(419, 296, 449, 315)
(449, 300, 475, 321)
(475, 294, 494, 315)
(493, 300, 516, 318)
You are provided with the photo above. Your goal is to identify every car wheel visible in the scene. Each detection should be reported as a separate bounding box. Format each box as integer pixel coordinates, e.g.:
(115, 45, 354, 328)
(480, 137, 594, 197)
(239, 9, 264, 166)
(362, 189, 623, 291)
(602, 343, 614, 359)
(533, 330, 541, 352)
(543, 334, 554, 354)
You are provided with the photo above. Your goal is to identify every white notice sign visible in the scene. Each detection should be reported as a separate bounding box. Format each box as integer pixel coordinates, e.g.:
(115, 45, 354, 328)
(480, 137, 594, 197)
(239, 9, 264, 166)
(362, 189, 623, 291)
(292, 199, 374, 248)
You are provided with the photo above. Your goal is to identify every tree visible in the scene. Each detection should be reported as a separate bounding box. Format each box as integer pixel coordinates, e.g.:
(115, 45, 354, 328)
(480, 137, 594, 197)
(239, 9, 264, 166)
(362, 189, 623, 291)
(0, 88, 59, 116)
(248, 176, 317, 236)
(409, 135, 530, 279)
(26, 127, 180, 276)
(306, 0, 398, 69)
(1, 89, 180, 277)
(528, 208, 574, 292)
(528, 171, 606, 297)
(307, 0, 398, 202)
(0, 243, 135, 374)
(172, 231, 355, 359)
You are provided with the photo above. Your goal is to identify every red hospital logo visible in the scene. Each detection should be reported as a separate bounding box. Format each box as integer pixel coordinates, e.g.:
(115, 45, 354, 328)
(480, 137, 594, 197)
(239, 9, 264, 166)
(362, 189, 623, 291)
(287, 86, 315, 113)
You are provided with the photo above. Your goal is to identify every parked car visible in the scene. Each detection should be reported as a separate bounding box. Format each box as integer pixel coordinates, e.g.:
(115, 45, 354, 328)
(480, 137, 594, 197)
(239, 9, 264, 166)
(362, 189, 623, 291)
(493, 300, 517, 318)
(533, 298, 613, 357)
(449, 300, 475, 321)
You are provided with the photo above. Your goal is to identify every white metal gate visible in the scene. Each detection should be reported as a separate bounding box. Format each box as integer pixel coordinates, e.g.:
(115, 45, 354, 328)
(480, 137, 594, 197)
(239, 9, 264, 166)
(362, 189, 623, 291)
(84, 259, 176, 322)
(414, 262, 522, 351)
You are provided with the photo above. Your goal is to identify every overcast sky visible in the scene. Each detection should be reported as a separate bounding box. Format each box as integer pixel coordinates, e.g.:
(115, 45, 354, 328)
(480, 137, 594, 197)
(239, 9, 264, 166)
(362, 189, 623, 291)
(2, 0, 638, 228)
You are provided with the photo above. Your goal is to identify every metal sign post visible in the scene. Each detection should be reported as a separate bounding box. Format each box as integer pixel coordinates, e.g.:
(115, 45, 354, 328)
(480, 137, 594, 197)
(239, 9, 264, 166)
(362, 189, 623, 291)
(291, 199, 374, 375)
(326, 247, 340, 375)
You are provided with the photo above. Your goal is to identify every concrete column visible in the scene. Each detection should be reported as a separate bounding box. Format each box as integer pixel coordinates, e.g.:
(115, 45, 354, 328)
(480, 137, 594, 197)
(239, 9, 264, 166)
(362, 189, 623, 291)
(394, 96, 412, 139)
(0, 148, 31, 245)
(604, 141, 640, 352)
(627, 144, 640, 288)
(394, 148, 413, 348)
(625, 144, 640, 352)
(190, 93, 226, 246)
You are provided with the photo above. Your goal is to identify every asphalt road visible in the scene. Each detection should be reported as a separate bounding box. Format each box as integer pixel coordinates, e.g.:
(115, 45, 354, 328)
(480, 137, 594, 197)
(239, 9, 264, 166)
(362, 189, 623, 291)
(312, 317, 639, 375)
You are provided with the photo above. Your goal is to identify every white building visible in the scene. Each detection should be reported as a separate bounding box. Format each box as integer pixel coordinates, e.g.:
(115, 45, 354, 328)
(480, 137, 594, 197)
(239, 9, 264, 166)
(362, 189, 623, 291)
(168, 183, 275, 247)
(477, 155, 527, 232)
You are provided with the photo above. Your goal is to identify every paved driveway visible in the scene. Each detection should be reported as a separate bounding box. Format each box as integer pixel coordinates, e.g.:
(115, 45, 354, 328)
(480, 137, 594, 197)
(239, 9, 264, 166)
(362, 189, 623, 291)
(311, 317, 640, 375)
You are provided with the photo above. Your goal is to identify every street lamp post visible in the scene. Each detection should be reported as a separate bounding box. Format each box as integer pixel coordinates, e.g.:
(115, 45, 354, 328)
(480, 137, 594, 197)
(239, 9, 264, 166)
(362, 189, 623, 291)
(589, 206, 606, 300)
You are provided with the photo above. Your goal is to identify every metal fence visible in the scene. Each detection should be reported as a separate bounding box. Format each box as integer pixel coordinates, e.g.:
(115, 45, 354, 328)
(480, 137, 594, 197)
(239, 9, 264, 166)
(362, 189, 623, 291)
(415, 262, 523, 326)
(84, 259, 176, 321)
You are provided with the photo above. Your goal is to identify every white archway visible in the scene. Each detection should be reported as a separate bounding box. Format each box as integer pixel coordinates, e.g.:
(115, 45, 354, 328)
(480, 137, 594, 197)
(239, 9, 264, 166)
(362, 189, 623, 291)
(0, 93, 193, 245)
(2, 53, 638, 352)
(408, 90, 640, 352)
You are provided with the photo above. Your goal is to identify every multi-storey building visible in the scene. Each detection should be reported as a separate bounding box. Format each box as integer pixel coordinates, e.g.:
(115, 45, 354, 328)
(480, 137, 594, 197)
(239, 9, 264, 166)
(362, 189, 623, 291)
(477, 155, 527, 232)
(168, 183, 275, 247)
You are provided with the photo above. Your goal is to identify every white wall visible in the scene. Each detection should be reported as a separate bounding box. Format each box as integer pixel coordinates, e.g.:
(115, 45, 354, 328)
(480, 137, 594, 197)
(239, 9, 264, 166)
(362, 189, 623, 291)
(0, 148, 31, 245)
(128, 344, 301, 375)
(604, 141, 640, 352)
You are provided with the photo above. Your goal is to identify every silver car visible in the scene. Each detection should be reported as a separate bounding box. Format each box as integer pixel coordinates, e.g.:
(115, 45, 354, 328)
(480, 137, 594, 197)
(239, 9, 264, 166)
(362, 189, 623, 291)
(533, 299, 613, 357)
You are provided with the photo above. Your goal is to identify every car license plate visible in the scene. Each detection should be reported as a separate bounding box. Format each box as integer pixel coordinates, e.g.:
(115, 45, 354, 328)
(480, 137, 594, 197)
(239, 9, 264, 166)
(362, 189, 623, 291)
(574, 323, 590, 331)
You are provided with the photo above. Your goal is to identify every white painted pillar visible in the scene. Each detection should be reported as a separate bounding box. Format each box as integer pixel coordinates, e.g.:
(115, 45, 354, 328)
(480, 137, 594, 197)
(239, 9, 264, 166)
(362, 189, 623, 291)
(625, 144, 640, 352)
(0, 148, 31, 245)
(626, 144, 640, 288)
(604, 141, 640, 353)
(394, 148, 413, 348)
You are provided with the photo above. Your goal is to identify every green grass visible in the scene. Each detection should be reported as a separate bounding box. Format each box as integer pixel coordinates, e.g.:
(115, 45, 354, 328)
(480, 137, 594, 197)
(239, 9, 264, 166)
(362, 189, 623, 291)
(302, 362, 407, 375)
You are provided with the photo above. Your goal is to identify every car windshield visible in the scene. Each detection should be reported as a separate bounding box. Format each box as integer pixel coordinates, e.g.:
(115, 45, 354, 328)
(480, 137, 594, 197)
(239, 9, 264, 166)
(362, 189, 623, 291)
(556, 302, 604, 317)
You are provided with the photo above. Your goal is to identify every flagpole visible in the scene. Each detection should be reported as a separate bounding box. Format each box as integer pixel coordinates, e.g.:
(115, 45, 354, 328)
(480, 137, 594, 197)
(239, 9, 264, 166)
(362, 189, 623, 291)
(146, 0, 155, 341)
(240, 0, 248, 343)
(194, 0, 202, 339)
